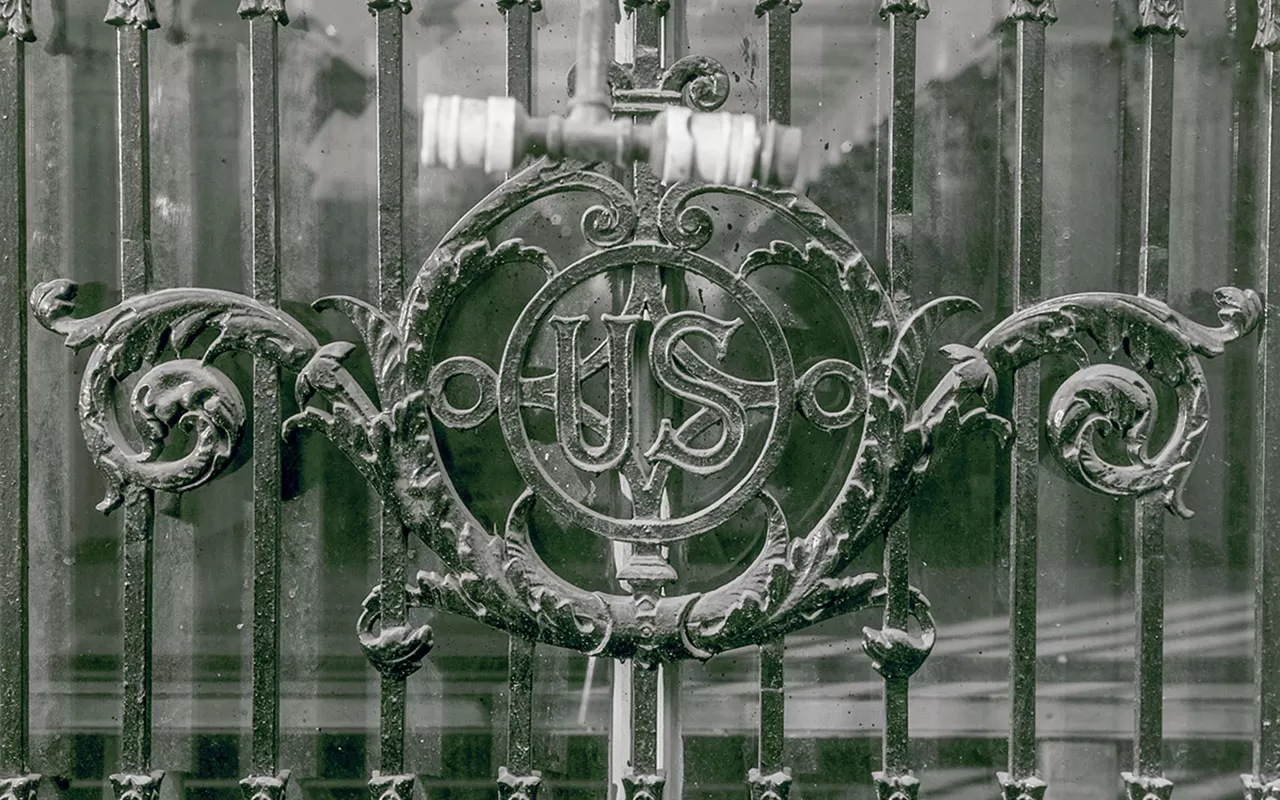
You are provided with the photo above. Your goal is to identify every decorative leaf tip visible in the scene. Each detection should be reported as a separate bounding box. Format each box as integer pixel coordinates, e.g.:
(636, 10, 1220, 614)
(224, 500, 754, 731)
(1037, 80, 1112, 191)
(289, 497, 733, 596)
(1135, 0, 1186, 37)
(1257, 0, 1280, 51)
(0, 0, 36, 42)
(237, 0, 289, 25)
(1007, 0, 1056, 24)
(367, 0, 412, 14)
(878, 0, 928, 20)
(105, 0, 160, 29)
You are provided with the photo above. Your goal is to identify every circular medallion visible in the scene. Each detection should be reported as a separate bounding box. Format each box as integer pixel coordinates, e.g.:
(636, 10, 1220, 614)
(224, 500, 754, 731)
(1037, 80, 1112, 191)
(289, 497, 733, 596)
(497, 243, 795, 544)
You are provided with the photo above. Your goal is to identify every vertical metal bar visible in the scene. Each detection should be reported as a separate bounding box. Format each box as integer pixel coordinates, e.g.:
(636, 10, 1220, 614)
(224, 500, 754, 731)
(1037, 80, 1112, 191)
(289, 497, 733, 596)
(507, 637, 535, 776)
(1124, 2, 1182, 792)
(107, 0, 160, 779)
(1246, 8, 1280, 793)
(763, 6, 791, 125)
(505, 1, 534, 114)
(998, 3, 1052, 793)
(631, 665, 659, 775)
(0, 2, 32, 779)
(877, 1, 922, 784)
(758, 641, 784, 773)
(370, 0, 411, 778)
(239, 0, 289, 779)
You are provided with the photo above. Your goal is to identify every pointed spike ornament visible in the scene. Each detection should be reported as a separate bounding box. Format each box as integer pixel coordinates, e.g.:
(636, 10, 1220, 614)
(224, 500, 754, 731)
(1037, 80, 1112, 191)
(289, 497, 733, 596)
(0, 0, 35, 41)
(1257, 0, 1280, 50)
(237, 0, 289, 25)
(104, 0, 159, 29)
(0, 776, 42, 800)
(997, 773, 1048, 800)
(1134, 0, 1185, 37)
(1006, 0, 1056, 24)
(878, 0, 928, 20)
(368, 0, 412, 13)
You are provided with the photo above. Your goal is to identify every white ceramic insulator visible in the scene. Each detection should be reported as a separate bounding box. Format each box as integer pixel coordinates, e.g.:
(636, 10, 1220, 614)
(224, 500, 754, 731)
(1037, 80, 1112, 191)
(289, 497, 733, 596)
(657, 107, 695, 185)
(421, 94, 518, 174)
(657, 110, 763, 188)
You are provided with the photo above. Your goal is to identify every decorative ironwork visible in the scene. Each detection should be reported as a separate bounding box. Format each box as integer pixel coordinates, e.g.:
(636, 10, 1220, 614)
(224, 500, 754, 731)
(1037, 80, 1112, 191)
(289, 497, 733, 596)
(104, 0, 159, 29)
(1135, 0, 1185, 37)
(368, 773, 415, 800)
(879, 0, 928, 20)
(569, 55, 731, 116)
(1258, 0, 1280, 51)
(0, 776, 40, 800)
(1243, 775, 1280, 800)
(237, 0, 289, 24)
(1122, 773, 1175, 800)
(0, 0, 34, 42)
(110, 773, 164, 800)
(997, 772, 1047, 800)
(748, 769, 793, 800)
(873, 771, 920, 800)
(368, 0, 412, 13)
(357, 584, 434, 679)
(496, 768, 542, 800)
(621, 773, 665, 800)
(755, 0, 802, 17)
(239, 773, 289, 800)
(31, 160, 1260, 672)
(1006, 0, 1056, 24)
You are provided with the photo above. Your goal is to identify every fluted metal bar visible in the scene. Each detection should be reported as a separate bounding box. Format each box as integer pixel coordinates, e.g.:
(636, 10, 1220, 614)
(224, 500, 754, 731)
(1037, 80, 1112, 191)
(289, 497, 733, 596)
(1124, 2, 1182, 790)
(1246, 4, 1280, 794)
(998, 1, 1052, 790)
(372, 0, 411, 775)
(877, 0, 922, 781)
(0, 4, 32, 778)
(241, 0, 288, 778)
(109, 1, 160, 776)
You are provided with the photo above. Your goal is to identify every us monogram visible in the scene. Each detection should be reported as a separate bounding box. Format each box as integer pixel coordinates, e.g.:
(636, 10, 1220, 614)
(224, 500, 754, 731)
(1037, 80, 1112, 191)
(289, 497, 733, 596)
(425, 243, 865, 545)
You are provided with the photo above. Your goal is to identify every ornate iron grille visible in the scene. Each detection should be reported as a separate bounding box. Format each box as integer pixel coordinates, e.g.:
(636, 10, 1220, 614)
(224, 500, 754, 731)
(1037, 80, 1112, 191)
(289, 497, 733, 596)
(1, 0, 1279, 799)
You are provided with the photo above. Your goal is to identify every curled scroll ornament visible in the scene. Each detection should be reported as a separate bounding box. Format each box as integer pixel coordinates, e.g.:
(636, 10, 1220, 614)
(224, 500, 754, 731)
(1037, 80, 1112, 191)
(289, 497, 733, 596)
(29, 156, 1261, 669)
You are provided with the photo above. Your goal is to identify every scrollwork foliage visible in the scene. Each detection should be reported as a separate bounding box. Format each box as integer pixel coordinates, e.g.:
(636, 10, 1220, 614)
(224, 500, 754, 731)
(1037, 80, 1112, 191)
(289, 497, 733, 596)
(29, 152, 1260, 671)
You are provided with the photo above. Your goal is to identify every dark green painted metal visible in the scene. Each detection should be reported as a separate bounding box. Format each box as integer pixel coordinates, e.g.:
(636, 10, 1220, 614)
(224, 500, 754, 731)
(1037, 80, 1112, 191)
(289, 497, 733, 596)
(244, 4, 286, 777)
(374, 0, 411, 776)
(877, 1, 922, 783)
(111, 8, 158, 776)
(1248, 9, 1280, 791)
(1000, 11, 1049, 786)
(0, 7, 30, 778)
(1129, 22, 1177, 787)
(763, 7, 791, 125)
(758, 640, 784, 774)
(506, 2, 534, 115)
(507, 637, 535, 775)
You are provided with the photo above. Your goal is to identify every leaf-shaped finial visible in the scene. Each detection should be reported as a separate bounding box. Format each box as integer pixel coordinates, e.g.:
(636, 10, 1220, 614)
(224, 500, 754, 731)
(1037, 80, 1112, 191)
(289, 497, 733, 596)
(1, 0, 35, 42)
(105, 0, 160, 29)
(237, 0, 289, 25)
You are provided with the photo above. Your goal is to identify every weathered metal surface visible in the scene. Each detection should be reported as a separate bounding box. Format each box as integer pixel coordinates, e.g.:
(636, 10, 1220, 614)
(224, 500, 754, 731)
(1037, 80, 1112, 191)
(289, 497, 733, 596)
(1244, 13, 1280, 795)
(0, 6, 28, 778)
(998, 1, 1052, 790)
(107, 1, 160, 782)
(875, 0, 923, 787)
(1127, 9, 1178, 792)
(242, 0, 287, 781)
(15, 0, 1272, 797)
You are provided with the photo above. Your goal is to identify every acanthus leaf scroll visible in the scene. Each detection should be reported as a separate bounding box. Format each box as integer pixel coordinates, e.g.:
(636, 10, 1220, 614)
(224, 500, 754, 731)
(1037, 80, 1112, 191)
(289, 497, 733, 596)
(31, 154, 1260, 671)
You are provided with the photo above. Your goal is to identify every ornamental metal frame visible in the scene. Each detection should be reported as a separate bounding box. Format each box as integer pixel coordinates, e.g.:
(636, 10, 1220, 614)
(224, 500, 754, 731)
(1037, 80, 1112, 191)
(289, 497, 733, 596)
(2, 1, 1279, 800)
